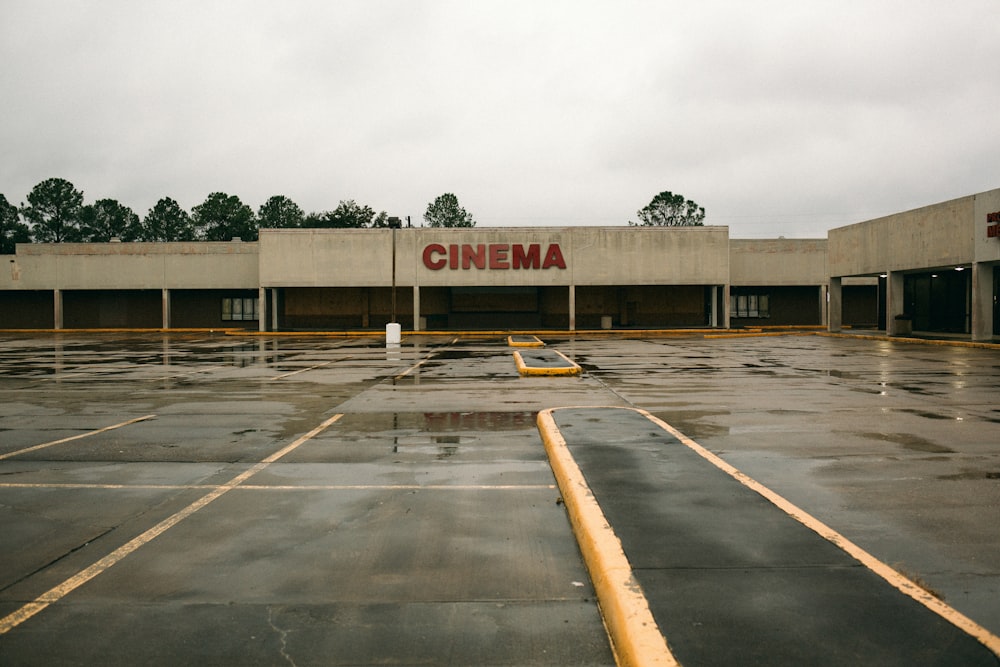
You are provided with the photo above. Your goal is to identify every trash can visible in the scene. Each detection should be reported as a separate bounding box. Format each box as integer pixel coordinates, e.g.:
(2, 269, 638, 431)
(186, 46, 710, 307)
(601, 316, 613, 330)
(894, 314, 912, 336)
(386, 322, 401, 345)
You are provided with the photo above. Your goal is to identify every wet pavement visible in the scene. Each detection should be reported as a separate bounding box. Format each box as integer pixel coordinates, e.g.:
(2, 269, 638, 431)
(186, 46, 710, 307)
(0, 332, 998, 665)
(545, 406, 998, 666)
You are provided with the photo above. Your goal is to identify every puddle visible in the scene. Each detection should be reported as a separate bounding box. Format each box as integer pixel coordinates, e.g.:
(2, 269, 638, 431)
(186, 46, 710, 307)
(861, 432, 955, 454)
(939, 471, 1000, 481)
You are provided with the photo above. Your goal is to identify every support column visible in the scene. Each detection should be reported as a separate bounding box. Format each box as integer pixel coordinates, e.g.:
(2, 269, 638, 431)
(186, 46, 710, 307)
(709, 286, 718, 327)
(885, 271, 904, 335)
(828, 277, 842, 333)
(413, 285, 421, 331)
(53, 289, 63, 330)
(721, 284, 731, 329)
(258, 287, 267, 332)
(568, 284, 576, 331)
(820, 284, 828, 327)
(271, 288, 280, 331)
(162, 288, 171, 329)
(971, 262, 994, 341)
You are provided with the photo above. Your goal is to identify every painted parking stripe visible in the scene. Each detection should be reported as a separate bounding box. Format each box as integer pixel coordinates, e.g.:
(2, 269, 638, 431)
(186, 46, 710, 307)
(0, 415, 156, 461)
(0, 483, 556, 492)
(539, 405, 1000, 663)
(270, 359, 337, 380)
(639, 408, 1000, 657)
(0, 413, 344, 636)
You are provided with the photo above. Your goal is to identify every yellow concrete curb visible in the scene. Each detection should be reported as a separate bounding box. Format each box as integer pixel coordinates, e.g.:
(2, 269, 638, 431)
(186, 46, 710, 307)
(507, 335, 545, 348)
(818, 332, 1000, 350)
(0, 328, 242, 334)
(513, 349, 581, 376)
(537, 408, 679, 667)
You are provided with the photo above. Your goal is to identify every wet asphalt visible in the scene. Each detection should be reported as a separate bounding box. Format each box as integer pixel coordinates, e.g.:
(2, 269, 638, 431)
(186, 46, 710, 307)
(0, 332, 998, 665)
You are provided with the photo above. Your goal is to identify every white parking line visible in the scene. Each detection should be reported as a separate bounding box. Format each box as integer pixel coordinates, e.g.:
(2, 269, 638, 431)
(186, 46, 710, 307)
(0, 415, 156, 461)
(0, 413, 344, 636)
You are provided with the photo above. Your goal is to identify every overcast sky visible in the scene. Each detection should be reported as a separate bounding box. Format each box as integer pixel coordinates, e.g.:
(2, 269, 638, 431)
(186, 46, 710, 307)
(2, 1, 998, 237)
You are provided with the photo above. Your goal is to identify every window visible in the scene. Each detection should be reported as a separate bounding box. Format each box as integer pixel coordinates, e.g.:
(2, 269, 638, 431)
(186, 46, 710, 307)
(730, 293, 769, 318)
(222, 297, 259, 321)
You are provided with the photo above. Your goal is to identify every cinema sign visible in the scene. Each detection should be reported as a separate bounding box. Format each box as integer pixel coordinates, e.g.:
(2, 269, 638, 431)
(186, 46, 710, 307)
(422, 243, 567, 270)
(987, 211, 1000, 239)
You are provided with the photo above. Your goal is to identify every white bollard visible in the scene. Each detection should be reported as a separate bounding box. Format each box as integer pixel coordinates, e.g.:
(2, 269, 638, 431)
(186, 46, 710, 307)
(386, 322, 401, 345)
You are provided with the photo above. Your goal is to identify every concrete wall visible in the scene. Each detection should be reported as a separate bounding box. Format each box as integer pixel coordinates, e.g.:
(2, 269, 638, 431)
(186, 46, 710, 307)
(973, 188, 1000, 263)
(2, 241, 259, 290)
(828, 195, 977, 277)
(260, 226, 731, 288)
(730, 239, 827, 285)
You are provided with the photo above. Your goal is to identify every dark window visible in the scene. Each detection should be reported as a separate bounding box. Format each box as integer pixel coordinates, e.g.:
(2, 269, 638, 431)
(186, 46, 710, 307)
(222, 297, 258, 321)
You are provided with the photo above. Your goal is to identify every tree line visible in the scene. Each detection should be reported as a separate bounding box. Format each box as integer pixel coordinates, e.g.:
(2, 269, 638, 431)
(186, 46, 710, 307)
(0, 178, 480, 253)
(1, 179, 704, 254)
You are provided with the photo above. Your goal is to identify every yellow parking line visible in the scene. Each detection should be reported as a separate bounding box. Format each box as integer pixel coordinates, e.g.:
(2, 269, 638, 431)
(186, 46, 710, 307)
(640, 408, 1000, 659)
(0, 415, 156, 461)
(0, 483, 556, 492)
(0, 413, 344, 636)
(270, 359, 337, 380)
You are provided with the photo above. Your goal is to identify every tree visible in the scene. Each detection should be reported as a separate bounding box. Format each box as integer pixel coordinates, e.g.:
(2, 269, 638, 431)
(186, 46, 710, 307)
(302, 200, 384, 229)
(423, 193, 475, 227)
(79, 198, 142, 242)
(1, 194, 31, 254)
(630, 191, 705, 227)
(144, 197, 195, 241)
(258, 195, 304, 229)
(192, 192, 257, 241)
(21, 177, 84, 242)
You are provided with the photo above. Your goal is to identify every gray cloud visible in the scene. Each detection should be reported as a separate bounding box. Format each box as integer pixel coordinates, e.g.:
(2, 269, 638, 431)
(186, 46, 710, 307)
(2, 1, 998, 237)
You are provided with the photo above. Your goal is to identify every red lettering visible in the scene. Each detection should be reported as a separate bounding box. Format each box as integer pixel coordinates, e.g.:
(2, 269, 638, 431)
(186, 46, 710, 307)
(512, 244, 540, 269)
(989, 224, 1000, 238)
(422, 243, 447, 270)
(462, 244, 486, 269)
(988, 211, 1000, 223)
(489, 244, 509, 269)
(542, 243, 566, 269)
(421, 242, 567, 269)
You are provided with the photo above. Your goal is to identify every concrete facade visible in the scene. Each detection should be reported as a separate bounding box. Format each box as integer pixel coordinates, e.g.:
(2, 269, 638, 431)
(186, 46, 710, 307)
(1, 187, 998, 337)
(828, 187, 1000, 340)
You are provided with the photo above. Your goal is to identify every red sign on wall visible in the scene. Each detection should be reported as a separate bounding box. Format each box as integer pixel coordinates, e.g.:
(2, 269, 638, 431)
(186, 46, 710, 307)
(988, 211, 1000, 238)
(422, 243, 567, 270)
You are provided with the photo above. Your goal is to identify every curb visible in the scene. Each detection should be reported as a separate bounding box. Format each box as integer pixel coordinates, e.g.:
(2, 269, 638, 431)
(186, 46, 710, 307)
(537, 408, 679, 667)
(513, 349, 581, 376)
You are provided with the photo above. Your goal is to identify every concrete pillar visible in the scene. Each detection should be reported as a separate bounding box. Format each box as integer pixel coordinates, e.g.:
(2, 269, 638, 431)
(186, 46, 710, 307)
(885, 271, 905, 335)
(413, 285, 421, 331)
(258, 287, 267, 332)
(827, 277, 842, 332)
(820, 285, 828, 326)
(271, 288, 280, 331)
(53, 289, 63, 330)
(568, 284, 576, 331)
(162, 288, 171, 329)
(709, 286, 717, 327)
(721, 284, 731, 329)
(971, 262, 994, 341)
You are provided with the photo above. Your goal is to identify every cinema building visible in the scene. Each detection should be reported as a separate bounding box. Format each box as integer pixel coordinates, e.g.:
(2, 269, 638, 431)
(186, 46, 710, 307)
(1, 187, 998, 341)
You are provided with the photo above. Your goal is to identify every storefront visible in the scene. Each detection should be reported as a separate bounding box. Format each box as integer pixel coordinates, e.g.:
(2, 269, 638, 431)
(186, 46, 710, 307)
(3, 188, 996, 338)
(827, 187, 1000, 341)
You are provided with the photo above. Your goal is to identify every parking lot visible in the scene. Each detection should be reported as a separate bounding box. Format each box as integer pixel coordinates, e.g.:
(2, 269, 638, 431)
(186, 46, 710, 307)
(0, 332, 998, 665)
